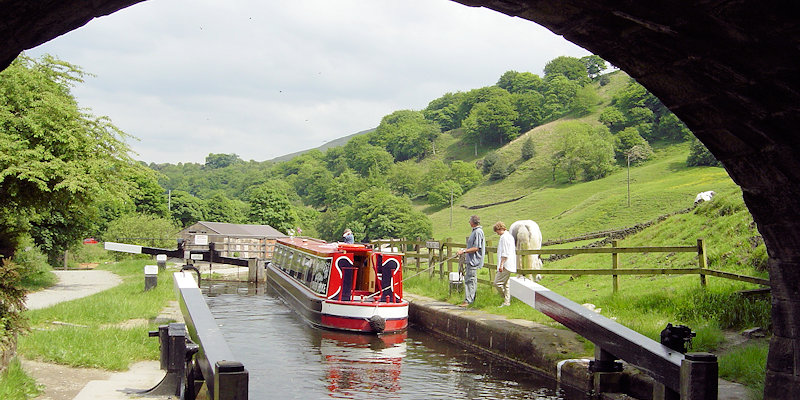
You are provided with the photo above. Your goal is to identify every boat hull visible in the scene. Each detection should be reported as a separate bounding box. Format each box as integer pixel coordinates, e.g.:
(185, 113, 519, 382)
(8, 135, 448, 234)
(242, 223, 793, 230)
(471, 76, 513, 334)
(267, 263, 408, 333)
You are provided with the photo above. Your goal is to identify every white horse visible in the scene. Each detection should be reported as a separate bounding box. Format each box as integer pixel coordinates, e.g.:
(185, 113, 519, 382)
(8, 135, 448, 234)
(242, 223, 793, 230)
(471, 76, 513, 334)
(509, 220, 543, 281)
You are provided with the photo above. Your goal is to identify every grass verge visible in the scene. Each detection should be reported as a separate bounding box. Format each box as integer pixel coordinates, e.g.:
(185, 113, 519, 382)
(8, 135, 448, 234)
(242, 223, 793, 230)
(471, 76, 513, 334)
(0, 358, 42, 399)
(18, 259, 176, 370)
(718, 341, 768, 399)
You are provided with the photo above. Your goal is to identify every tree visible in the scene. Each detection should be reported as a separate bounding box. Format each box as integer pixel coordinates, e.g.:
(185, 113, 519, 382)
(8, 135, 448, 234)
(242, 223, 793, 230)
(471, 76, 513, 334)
(512, 92, 545, 132)
(497, 70, 544, 94)
(614, 127, 653, 162)
(427, 180, 462, 207)
(204, 192, 247, 223)
(687, 136, 722, 167)
(126, 165, 169, 218)
(325, 169, 365, 209)
(0, 55, 136, 261)
(580, 55, 608, 79)
(550, 150, 565, 182)
(656, 112, 692, 141)
(542, 75, 580, 118)
(387, 162, 423, 197)
(624, 145, 651, 207)
(572, 85, 602, 116)
(455, 86, 510, 127)
(292, 159, 333, 207)
(369, 110, 440, 161)
(343, 188, 431, 241)
(169, 190, 207, 227)
(544, 56, 587, 82)
(463, 96, 520, 145)
(598, 107, 626, 133)
(482, 152, 499, 174)
(447, 160, 483, 191)
(556, 122, 616, 182)
(423, 92, 464, 131)
(521, 136, 535, 160)
(489, 157, 513, 181)
(419, 160, 450, 195)
(343, 136, 394, 177)
(204, 153, 242, 169)
(245, 184, 297, 233)
(103, 213, 180, 250)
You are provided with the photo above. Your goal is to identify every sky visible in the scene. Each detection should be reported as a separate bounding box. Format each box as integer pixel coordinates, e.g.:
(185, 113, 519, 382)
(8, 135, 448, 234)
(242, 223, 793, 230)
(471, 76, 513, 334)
(26, 0, 591, 165)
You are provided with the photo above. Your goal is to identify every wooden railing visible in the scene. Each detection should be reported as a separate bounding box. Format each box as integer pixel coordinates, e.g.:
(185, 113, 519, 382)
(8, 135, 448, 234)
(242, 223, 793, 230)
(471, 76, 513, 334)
(372, 237, 769, 293)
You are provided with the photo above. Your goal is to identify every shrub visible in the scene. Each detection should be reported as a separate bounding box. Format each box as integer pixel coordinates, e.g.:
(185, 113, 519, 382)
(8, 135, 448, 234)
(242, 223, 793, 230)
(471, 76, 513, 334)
(521, 136, 535, 160)
(10, 236, 54, 290)
(482, 152, 498, 174)
(489, 158, 512, 181)
(0, 259, 27, 345)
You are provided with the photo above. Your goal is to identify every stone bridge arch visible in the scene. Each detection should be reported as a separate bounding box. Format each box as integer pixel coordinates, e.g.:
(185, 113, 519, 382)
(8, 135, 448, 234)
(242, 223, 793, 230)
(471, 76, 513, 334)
(1, 1, 798, 397)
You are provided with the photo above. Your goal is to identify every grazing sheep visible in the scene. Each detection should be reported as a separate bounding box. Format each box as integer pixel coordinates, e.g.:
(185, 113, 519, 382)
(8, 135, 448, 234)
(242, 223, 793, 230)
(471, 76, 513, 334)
(694, 190, 716, 205)
(509, 220, 543, 281)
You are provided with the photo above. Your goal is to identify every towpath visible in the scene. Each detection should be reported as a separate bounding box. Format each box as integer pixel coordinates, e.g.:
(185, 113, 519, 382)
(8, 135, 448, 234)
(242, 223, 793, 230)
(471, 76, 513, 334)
(21, 269, 175, 400)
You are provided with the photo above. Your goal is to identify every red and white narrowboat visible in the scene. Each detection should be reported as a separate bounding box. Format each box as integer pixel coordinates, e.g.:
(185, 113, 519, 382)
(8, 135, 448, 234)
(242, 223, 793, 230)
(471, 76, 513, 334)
(266, 237, 408, 334)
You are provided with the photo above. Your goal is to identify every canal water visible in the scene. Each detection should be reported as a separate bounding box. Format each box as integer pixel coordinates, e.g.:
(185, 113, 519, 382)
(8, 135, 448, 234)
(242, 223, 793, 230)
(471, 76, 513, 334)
(202, 281, 584, 399)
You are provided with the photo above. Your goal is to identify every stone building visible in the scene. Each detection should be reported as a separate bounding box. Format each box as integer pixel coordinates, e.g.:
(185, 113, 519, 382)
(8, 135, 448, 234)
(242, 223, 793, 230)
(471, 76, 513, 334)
(179, 221, 285, 259)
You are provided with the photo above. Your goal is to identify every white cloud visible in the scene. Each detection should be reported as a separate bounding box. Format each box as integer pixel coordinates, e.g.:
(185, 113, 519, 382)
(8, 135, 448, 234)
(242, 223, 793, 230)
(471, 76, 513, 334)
(27, 0, 590, 164)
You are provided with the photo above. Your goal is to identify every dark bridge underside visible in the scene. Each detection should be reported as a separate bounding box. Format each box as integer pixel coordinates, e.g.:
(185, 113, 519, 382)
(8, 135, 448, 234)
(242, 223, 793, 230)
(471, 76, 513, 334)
(1, 1, 798, 397)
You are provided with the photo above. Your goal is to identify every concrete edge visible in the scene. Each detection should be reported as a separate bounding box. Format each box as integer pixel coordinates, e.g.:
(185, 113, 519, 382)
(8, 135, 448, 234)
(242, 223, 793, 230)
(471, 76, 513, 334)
(406, 293, 593, 394)
(406, 293, 751, 400)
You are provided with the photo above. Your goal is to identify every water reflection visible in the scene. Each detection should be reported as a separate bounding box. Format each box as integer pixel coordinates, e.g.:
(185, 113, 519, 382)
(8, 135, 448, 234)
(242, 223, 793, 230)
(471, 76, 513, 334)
(201, 281, 583, 400)
(321, 331, 406, 395)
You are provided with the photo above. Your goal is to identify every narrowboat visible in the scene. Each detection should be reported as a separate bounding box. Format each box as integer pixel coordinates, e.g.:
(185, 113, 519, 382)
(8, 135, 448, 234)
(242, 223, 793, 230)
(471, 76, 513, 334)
(266, 237, 408, 333)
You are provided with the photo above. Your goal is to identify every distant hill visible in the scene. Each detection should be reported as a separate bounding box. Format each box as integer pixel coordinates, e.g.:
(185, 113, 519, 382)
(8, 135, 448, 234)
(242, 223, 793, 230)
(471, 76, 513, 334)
(268, 128, 375, 163)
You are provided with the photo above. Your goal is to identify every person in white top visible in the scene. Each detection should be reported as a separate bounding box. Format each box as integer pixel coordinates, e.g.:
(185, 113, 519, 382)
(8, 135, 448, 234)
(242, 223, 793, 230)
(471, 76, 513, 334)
(492, 221, 516, 307)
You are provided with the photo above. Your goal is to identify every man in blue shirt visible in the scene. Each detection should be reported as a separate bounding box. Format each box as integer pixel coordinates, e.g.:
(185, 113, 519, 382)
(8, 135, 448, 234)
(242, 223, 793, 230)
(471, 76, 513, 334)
(457, 215, 485, 307)
(342, 229, 354, 244)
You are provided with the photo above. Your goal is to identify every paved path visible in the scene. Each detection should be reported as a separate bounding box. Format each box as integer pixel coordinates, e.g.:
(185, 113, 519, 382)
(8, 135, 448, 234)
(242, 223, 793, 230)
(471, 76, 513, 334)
(25, 270, 122, 310)
(21, 270, 176, 400)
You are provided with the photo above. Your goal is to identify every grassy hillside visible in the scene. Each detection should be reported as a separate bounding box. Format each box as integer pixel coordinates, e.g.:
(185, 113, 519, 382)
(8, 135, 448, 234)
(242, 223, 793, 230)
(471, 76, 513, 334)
(425, 137, 736, 242)
(403, 71, 769, 396)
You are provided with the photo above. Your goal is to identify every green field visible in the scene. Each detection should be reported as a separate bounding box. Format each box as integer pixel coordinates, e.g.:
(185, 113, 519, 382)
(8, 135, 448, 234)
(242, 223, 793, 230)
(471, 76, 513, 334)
(404, 71, 768, 398)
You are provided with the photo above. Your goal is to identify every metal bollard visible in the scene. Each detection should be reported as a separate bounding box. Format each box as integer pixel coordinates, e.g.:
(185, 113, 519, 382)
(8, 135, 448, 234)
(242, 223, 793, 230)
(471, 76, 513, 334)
(215, 361, 248, 400)
(680, 352, 718, 400)
(143, 323, 188, 397)
(157, 254, 167, 270)
(144, 265, 158, 291)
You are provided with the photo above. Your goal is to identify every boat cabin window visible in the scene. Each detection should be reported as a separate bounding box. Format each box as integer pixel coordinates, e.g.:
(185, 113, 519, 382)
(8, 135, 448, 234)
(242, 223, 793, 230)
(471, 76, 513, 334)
(309, 257, 330, 295)
(274, 244, 331, 295)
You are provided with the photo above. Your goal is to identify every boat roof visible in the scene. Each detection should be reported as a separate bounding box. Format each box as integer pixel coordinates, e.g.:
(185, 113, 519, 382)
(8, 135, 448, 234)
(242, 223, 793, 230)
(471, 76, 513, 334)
(277, 237, 375, 257)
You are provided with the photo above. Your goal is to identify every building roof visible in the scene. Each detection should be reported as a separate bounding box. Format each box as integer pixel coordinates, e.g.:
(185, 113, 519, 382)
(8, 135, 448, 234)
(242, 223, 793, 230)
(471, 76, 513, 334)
(185, 221, 285, 238)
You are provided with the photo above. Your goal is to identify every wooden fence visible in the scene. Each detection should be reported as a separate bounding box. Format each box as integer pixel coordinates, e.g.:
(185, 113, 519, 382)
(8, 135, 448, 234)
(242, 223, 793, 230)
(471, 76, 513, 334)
(371, 237, 769, 293)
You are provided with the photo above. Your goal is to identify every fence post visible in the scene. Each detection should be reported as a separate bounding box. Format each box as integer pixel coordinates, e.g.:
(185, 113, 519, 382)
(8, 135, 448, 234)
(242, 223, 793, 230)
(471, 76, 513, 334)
(428, 240, 435, 278)
(612, 240, 620, 294)
(519, 247, 529, 280)
(697, 238, 707, 287)
(445, 238, 453, 274)
(486, 239, 494, 283)
(415, 237, 421, 273)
